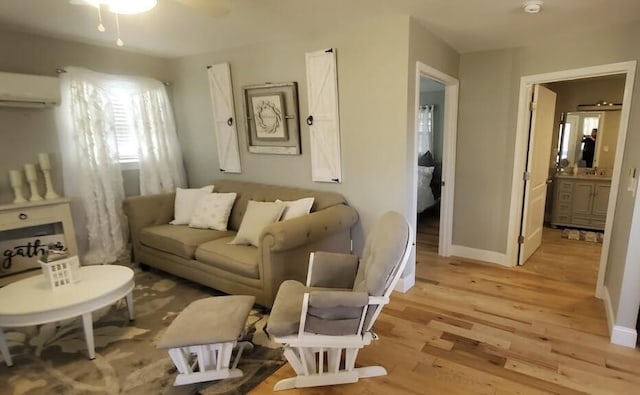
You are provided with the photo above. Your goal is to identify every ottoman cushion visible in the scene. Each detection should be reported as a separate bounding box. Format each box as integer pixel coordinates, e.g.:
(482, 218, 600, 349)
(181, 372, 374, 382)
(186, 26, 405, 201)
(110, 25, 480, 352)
(157, 295, 255, 349)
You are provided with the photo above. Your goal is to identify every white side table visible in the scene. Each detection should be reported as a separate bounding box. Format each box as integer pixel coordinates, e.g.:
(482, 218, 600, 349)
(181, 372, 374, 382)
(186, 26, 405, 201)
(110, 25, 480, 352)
(0, 265, 135, 366)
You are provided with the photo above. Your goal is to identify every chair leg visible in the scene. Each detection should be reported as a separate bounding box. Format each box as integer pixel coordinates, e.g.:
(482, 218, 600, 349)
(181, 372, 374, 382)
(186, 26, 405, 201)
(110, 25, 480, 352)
(275, 345, 388, 391)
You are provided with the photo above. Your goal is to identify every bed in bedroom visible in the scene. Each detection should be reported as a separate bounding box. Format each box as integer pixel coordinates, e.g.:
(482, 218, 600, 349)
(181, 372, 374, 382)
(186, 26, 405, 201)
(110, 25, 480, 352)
(417, 151, 442, 213)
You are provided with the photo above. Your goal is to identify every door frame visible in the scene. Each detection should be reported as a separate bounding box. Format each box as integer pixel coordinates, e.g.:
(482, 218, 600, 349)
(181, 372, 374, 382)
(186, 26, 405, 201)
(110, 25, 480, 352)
(506, 61, 637, 298)
(411, 61, 459, 257)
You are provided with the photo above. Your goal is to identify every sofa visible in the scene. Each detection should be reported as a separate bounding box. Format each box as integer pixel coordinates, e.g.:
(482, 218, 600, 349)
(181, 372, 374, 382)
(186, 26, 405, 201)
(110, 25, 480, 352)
(123, 180, 359, 307)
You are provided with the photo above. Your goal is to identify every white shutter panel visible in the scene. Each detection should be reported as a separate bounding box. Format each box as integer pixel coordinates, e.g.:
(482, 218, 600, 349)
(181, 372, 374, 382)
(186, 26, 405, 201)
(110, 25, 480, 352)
(207, 63, 241, 173)
(306, 48, 342, 183)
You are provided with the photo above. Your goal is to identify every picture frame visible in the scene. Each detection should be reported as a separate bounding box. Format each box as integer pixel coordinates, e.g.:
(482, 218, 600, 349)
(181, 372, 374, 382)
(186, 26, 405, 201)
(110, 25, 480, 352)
(243, 82, 301, 155)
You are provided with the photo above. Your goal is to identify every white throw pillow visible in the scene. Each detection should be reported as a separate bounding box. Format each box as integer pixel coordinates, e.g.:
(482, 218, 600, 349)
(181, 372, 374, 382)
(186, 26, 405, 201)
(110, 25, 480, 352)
(230, 201, 285, 247)
(188, 193, 237, 231)
(276, 197, 315, 221)
(170, 185, 214, 225)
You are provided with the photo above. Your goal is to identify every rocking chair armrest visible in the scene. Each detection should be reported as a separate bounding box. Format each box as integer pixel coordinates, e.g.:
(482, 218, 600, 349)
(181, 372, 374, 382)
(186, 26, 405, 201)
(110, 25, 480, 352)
(308, 291, 369, 309)
(307, 251, 360, 288)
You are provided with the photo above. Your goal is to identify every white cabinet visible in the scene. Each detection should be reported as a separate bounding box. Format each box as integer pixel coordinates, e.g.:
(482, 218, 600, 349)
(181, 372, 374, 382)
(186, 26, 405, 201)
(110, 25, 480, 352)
(0, 199, 78, 281)
(550, 175, 611, 231)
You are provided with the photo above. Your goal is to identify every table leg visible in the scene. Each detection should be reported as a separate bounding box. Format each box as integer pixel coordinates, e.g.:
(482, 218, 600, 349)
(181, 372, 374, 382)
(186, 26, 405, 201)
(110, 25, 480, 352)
(82, 313, 95, 360)
(126, 291, 135, 320)
(0, 328, 13, 367)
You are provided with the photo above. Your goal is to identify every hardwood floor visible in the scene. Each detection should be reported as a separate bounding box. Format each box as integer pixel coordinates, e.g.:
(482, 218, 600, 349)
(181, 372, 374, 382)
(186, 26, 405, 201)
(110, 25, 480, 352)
(251, 214, 640, 394)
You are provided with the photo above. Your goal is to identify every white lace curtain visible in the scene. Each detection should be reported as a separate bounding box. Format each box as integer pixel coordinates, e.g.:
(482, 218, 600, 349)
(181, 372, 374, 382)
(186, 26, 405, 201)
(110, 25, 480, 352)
(56, 67, 185, 264)
(417, 105, 434, 156)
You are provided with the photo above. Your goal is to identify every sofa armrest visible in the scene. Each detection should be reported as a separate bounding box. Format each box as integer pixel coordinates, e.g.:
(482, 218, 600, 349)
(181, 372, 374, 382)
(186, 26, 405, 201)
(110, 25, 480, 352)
(123, 193, 175, 261)
(307, 251, 359, 288)
(260, 204, 358, 253)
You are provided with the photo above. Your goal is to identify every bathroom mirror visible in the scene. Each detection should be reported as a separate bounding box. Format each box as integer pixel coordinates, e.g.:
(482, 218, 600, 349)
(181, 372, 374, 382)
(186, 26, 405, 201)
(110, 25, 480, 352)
(557, 111, 604, 169)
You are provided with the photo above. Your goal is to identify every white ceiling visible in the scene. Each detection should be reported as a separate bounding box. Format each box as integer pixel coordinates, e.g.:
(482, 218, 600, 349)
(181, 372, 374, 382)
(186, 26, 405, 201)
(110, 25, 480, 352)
(0, 0, 639, 58)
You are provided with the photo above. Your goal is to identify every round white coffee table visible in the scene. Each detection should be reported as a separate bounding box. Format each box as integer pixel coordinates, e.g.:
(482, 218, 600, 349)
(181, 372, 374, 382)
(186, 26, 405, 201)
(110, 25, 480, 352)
(0, 265, 135, 366)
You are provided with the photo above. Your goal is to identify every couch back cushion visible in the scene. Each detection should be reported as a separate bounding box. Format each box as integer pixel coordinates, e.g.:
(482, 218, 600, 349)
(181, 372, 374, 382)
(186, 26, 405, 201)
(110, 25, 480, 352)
(213, 180, 347, 231)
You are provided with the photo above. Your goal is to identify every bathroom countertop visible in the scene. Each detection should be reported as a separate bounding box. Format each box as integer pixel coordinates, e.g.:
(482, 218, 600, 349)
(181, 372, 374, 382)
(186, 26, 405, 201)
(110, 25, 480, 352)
(556, 173, 612, 181)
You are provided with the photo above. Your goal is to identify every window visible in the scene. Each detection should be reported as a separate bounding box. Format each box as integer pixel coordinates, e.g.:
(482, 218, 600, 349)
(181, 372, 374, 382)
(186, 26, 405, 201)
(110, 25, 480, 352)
(109, 88, 139, 164)
(417, 105, 434, 156)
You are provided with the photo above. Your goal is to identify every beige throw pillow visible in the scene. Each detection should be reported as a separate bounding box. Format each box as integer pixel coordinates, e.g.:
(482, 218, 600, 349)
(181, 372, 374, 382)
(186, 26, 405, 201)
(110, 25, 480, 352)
(277, 197, 315, 221)
(170, 185, 214, 225)
(230, 201, 285, 247)
(188, 192, 237, 231)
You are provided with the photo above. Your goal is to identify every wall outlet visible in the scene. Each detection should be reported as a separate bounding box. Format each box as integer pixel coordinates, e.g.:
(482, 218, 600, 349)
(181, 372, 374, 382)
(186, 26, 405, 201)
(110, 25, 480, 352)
(604, 146, 609, 152)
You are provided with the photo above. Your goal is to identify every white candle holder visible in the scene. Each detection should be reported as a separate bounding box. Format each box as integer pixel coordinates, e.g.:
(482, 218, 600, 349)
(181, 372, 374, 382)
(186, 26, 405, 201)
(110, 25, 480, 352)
(38, 153, 60, 200)
(24, 163, 43, 202)
(9, 170, 27, 204)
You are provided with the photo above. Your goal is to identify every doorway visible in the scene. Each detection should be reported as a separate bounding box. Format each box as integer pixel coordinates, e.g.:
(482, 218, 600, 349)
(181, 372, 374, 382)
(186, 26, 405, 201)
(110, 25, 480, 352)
(410, 62, 458, 257)
(507, 62, 636, 299)
(416, 77, 445, 252)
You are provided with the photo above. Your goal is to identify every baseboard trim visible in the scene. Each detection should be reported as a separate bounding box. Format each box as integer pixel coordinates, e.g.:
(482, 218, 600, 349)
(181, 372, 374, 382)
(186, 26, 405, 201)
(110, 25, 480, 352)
(603, 286, 637, 348)
(450, 245, 510, 267)
(602, 286, 615, 335)
(612, 326, 638, 348)
(394, 274, 415, 293)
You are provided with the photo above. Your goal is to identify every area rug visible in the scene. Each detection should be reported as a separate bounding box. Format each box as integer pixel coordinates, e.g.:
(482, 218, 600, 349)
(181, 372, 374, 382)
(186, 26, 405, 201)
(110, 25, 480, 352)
(0, 266, 284, 395)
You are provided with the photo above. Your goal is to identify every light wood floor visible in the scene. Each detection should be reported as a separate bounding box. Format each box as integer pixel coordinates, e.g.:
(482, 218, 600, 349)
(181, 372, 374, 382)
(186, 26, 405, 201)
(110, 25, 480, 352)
(251, 212, 640, 394)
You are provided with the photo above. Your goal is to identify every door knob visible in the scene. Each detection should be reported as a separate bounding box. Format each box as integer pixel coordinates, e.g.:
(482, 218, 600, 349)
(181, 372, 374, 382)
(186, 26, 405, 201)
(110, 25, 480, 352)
(227, 117, 233, 126)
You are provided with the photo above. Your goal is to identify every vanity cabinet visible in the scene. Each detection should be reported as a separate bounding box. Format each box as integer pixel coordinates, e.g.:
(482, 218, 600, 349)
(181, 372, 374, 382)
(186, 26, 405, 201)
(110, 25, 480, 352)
(550, 175, 611, 231)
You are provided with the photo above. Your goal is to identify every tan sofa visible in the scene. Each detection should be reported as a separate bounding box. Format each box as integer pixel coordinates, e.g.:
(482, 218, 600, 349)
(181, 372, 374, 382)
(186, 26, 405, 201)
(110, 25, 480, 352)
(123, 180, 359, 307)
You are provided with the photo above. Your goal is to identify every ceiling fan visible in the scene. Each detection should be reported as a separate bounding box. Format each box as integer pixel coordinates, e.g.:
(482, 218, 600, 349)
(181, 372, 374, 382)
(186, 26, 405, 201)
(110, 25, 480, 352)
(69, 0, 230, 46)
(69, 0, 231, 17)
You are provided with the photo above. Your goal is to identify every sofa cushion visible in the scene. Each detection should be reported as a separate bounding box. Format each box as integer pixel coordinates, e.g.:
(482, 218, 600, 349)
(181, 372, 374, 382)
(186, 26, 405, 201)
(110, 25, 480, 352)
(140, 225, 232, 260)
(196, 236, 260, 278)
(170, 185, 214, 225)
(213, 180, 347, 231)
(230, 200, 285, 247)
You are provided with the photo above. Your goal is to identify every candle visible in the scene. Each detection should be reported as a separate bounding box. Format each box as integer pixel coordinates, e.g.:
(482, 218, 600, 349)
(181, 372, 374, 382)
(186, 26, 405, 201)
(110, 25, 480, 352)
(24, 163, 37, 181)
(38, 153, 51, 170)
(9, 170, 22, 187)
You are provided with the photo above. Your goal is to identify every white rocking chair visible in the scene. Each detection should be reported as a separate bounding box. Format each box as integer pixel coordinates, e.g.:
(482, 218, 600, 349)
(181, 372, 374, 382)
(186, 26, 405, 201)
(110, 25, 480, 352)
(266, 211, 413, 391)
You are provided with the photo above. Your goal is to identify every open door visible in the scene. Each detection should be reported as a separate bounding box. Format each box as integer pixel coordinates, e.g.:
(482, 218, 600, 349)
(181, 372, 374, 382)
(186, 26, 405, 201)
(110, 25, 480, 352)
(519, 84, 557, 264)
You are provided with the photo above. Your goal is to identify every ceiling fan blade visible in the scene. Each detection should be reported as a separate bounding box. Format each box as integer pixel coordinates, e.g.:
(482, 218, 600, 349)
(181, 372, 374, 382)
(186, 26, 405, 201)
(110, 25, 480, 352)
(174, 0, 230, 17)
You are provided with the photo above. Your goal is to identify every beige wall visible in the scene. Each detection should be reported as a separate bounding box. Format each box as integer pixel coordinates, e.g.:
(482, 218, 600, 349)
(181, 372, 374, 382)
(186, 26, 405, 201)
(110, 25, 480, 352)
(456, 20, 640, 329)
(0, 28, 172, 253)
(171, 16, 458, 255)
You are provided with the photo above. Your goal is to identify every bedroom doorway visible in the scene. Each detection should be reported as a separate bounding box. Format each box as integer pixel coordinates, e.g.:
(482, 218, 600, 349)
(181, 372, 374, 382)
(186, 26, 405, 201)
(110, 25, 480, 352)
(410, 62, 458, 263)
(417, 77, 445, 252)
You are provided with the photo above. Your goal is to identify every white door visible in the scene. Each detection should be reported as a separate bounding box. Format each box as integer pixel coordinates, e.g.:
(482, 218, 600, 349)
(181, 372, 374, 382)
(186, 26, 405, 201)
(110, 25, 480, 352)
(207, 63, 241, 173)
(305, 48, 342, 183)
(519, 85, 557, 264)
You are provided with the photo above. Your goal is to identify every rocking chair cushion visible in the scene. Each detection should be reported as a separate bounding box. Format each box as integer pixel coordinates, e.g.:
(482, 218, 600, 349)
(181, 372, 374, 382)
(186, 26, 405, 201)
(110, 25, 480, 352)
(307, 252, 360, 288)
(267, 280, 352, 337)
(308, 290, 368, 309)
(353, 212, 410, 296)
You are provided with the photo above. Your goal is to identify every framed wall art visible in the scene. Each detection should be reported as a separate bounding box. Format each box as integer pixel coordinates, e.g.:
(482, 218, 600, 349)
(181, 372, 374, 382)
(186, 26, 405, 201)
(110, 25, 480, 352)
(243, 82, 301, 155)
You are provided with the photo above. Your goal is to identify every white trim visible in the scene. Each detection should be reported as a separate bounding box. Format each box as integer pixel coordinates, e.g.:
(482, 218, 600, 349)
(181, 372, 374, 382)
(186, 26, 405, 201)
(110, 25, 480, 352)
(450, 245, 509, 267)
(411, 62, 458, 261)
(394, 275, 415, 293)
(506, 62, 637, 301)
(602, 285, 615, 335)
(611, 326, 638, 348)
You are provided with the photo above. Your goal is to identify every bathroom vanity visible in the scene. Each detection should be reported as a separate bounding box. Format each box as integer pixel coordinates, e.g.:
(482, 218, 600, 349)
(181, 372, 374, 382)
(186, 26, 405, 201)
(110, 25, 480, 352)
(550, 174, 611, 231)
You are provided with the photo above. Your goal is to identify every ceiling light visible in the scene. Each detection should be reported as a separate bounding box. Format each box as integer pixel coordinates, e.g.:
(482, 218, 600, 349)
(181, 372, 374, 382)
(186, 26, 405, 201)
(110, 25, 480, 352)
(83, 0, 157, 15)
(523, 0, 543, 14)
(75, 0, 157, 47)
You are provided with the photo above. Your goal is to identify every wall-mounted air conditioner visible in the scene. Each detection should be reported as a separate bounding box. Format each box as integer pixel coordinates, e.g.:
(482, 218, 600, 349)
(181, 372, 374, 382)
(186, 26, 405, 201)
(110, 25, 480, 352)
(0, 71, 60, 108)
